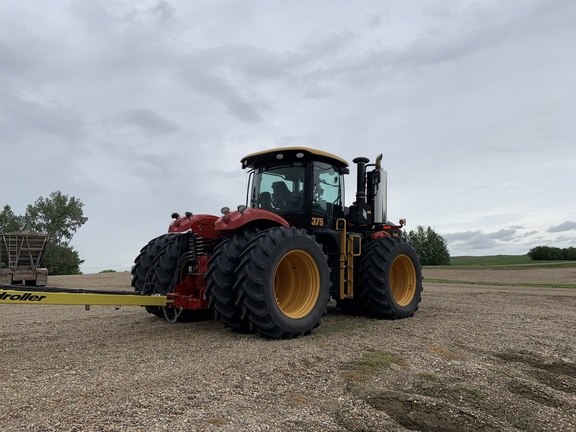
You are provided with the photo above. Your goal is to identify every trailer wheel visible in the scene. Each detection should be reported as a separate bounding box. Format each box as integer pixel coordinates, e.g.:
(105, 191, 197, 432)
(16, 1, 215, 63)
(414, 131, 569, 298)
(358, 236, 423, 319)
(131, 233, 176, 316)
(236, 226, 330, 339)
(205, 228, 259, 332)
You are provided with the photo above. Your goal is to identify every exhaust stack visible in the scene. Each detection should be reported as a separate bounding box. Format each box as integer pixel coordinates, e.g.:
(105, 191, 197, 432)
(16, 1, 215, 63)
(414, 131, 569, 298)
(373, 154, 387, 224)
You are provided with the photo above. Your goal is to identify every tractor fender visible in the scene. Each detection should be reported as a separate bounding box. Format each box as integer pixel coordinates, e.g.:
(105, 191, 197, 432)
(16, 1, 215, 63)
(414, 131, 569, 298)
(168, 214, 219, 239)
(371, 224, 404, 240)
(370, 230, 392, 240)
(215, 208, 290, 232)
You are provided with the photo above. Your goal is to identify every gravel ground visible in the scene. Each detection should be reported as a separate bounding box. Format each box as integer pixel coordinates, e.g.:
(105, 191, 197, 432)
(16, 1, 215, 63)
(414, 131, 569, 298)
(1, 268, 575, 431)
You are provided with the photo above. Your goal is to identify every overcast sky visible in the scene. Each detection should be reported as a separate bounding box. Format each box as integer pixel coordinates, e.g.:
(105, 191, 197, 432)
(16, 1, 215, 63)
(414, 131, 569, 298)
(1, 0, 575, 273)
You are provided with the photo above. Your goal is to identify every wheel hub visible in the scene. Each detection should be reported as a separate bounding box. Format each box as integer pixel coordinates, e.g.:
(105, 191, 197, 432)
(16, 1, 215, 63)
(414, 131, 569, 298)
(390, 254, 417, 306)
(274, 250, 320, 319)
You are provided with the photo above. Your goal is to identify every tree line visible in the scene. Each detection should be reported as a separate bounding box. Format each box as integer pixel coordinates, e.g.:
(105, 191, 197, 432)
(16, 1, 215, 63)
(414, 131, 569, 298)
(527, 246, 576, 261)
(0, 191, 87, 274)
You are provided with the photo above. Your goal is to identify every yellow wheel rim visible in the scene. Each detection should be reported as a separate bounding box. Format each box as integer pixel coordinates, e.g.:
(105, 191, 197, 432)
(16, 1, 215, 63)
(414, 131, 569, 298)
(274, 250, 320, 319)
(390, 254, 417, 306)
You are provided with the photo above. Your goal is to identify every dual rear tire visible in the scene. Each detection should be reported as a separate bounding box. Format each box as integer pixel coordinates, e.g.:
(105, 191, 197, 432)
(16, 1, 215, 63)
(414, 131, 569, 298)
(132, 233, 201, 320)
(131, 233, 176, 317)
(205, 228, 260, 331)
(206, 226, 331, 339)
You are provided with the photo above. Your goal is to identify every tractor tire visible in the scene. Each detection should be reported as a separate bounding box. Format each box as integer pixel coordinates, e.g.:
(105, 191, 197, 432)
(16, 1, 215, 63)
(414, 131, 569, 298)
(131, 233, 176, 316)
(357, 236, 423, 319)
(205, 228, 260, 332)
(235, 226, 331, 339)
(145, 233, 196, 321)
(131, 233, 176, 293)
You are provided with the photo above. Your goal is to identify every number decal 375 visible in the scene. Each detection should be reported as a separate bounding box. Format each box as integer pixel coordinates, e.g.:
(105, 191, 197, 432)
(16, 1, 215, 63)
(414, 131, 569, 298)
(311, 217, 325, 227)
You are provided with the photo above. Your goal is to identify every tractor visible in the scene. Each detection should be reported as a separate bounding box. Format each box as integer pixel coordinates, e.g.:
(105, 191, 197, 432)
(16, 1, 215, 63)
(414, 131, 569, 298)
(131, 147, 423, 338)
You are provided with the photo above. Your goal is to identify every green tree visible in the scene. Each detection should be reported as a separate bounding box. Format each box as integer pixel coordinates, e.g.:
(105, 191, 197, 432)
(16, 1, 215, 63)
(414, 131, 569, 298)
(404, 225, 450, 266)
(0, 204, 23, 232)
(564, 247, 576, 260)
(20, 191, 88, 275)
(528, 245, 576, 261)
(23, 191, 88, 246)
(42, 243, 84, 275)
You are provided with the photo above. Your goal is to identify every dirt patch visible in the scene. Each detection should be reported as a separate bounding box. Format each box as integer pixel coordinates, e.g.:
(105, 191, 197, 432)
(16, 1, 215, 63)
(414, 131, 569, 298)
(425, 266, 576, 285)
(360, 390, 503, 432)
(1, 268, 575, 431)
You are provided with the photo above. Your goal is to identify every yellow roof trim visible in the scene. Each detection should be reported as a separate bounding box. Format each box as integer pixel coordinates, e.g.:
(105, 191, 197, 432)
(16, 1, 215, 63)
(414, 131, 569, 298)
(242, 147, 349, 168)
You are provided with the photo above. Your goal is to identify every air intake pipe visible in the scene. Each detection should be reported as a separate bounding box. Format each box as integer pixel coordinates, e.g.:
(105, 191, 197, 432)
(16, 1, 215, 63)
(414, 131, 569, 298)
(348, 156, 372, 225)
(352, 156, 370, 205)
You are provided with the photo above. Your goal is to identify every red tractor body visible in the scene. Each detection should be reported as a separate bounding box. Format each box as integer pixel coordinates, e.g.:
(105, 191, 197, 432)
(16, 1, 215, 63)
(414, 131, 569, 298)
(132, 147, 422, 338)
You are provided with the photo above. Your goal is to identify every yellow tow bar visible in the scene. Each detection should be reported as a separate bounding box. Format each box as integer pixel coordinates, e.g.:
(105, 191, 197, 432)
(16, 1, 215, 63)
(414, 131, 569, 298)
(0, 286, 170, 307)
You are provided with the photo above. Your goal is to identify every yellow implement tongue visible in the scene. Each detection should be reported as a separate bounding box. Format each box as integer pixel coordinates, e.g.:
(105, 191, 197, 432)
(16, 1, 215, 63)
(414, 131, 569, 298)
(0, 286, 169, 307)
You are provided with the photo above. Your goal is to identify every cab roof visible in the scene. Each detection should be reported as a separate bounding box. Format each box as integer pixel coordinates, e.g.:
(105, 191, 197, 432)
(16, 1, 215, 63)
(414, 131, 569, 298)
(241, 147, 349, 169)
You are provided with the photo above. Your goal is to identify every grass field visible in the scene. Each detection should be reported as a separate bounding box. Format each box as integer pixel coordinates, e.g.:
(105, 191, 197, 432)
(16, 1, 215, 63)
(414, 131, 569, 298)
(448, 255, 576, 268)
(425, 256, 576, 289)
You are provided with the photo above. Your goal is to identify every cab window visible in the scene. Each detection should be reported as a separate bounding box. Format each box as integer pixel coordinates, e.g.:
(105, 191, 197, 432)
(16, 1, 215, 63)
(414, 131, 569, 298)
(312, 162, 344, 219)
(250, 164, 305, 212)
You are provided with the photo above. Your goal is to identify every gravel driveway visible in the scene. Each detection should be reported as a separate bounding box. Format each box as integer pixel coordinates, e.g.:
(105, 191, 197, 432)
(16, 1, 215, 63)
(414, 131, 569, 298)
(1, 268, 575, 431)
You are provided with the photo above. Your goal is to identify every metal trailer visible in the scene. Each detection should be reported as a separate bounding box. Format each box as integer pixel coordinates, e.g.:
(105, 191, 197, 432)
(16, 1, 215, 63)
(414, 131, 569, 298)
(0, 232, 49, 286)
(0, 232, 172, 313)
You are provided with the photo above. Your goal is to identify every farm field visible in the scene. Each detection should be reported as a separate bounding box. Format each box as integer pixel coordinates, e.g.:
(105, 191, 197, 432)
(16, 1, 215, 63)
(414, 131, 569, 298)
(1, 266, 575, 431)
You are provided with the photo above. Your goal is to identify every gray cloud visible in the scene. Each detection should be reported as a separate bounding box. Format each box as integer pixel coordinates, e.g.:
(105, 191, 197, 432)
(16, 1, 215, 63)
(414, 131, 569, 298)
(109, 108, 179, 136)
(151, 1, 176, 22)
(487, 229, 518, 241)
(299, 0, 576, 91)
(548, 221, 576, 233)
(0, 40, 37, 82)
(180, 67, 268, 123)
(444, 226, 536, 254)
(555, 234, 576, 244)
(0, 90, 85, 142)
(444, 231, 499, 251)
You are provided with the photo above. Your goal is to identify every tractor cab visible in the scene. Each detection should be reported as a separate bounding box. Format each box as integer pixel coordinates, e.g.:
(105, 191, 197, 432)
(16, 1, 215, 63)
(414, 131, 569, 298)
(241, 147, 349, 230)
